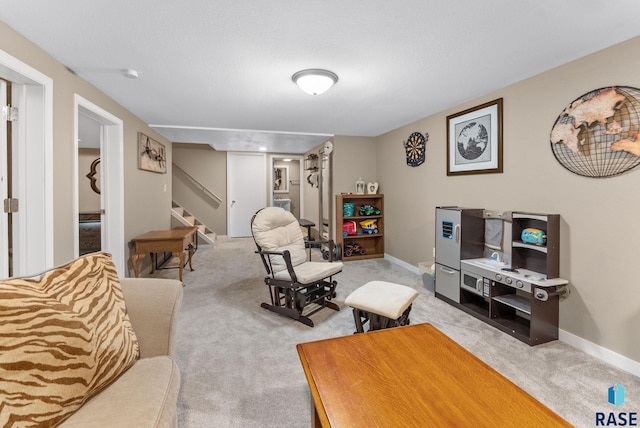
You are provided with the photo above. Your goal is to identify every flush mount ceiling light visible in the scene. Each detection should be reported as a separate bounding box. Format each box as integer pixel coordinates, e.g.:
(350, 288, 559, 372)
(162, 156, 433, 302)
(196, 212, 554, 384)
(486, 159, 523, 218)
(292, 69, 338, 95)
(123, 68, 139, 79)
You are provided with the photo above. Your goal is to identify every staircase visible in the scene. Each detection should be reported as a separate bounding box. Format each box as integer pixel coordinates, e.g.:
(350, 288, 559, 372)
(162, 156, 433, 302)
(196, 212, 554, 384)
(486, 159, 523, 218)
(171, 201, 217, 247)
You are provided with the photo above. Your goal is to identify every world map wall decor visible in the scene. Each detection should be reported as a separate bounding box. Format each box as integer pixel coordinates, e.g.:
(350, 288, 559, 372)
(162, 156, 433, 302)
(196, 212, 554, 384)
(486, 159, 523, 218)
(550, 86, 640, 178)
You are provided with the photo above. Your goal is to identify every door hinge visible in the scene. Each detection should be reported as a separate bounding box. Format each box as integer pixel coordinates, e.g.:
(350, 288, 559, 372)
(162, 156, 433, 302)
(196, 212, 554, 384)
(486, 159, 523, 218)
(2, 105, 18, 122)
(3, 198, 18, 213)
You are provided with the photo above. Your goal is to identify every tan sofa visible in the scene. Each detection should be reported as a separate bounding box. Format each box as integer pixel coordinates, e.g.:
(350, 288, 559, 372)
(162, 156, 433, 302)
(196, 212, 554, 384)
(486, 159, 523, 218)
(60, 277, 183, 427)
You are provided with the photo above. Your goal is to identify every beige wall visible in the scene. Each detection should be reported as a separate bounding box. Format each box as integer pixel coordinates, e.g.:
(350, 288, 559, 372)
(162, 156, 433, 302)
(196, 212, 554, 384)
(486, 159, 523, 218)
(375, 36, 640, 362)
(0, 21, 172, 273)
(333, 135, 378, 196)
(172, 144, 227, 234)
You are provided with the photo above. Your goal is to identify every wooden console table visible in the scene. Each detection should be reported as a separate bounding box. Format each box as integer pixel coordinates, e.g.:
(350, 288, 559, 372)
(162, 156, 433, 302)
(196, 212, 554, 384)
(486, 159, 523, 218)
(297, 323, 570, 427)
(129, 226, 197, 282)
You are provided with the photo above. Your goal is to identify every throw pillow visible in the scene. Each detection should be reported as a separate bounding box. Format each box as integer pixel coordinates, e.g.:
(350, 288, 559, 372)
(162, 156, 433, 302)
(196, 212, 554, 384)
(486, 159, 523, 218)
(0, 252, 139, 427)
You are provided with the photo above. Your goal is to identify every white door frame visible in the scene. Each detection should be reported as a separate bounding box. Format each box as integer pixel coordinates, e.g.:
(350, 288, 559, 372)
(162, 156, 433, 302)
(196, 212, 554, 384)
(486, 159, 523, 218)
(0, 79, 8, 278)
(0, 49, 53, 276)
(269, 154, 304, 219)
(73, 95, 125, 275)
(227, 152, 266, 237)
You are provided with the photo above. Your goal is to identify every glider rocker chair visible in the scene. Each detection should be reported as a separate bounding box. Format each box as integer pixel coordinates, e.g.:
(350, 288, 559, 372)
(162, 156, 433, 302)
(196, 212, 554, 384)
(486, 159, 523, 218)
(251, 207, 343, 327)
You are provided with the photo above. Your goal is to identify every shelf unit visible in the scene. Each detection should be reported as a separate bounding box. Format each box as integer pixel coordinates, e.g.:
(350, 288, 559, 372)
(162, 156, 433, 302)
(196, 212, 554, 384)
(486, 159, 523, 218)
(492, 211, 561, 345)
(511, 212, 560, 278)
(336, 194, 384, 261)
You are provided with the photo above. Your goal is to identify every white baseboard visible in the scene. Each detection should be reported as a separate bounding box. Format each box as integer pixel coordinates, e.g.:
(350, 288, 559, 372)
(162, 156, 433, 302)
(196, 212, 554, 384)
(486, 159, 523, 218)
(384, 253, 419, 275)
(384, 253, 640, 378)
(559, 329, 640, 378)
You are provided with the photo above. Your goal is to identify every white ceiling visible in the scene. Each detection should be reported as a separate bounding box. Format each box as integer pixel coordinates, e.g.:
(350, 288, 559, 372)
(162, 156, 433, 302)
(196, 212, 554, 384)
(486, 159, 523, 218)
(2, 1, 640, 154)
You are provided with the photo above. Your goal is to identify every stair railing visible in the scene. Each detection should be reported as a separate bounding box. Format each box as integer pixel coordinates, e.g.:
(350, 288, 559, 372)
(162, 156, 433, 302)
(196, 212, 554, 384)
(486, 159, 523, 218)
(172, 162, 223, 204)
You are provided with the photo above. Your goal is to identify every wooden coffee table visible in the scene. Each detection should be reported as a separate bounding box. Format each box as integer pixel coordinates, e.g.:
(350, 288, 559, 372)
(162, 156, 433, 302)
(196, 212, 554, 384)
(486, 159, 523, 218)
(129, 226, 197, 282)
(296, 323, 571, 427)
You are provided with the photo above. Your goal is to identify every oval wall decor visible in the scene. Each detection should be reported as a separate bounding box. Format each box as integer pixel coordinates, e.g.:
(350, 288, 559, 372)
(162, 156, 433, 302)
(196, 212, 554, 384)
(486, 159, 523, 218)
(549, 86, 640, 178)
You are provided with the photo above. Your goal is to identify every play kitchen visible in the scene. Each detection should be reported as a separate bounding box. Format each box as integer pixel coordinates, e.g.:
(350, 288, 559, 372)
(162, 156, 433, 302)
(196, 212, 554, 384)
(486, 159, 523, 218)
(435, 207, 569, 346)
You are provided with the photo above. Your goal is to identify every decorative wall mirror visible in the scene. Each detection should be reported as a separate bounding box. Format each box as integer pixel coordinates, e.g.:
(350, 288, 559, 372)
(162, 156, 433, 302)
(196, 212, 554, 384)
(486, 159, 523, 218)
(86, 158, 101, 194)
(274, 165, 289, 193)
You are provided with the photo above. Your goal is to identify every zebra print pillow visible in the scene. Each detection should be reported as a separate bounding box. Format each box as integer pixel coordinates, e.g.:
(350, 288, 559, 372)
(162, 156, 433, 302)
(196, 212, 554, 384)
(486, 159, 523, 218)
(0, 252, 139, 427)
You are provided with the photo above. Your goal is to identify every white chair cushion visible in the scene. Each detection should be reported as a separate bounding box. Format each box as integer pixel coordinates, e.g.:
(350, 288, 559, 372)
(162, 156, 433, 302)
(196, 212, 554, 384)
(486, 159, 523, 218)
(252, 207, 307, 273)
(273, 261, 343, 284)
(345, 281, 419, 319)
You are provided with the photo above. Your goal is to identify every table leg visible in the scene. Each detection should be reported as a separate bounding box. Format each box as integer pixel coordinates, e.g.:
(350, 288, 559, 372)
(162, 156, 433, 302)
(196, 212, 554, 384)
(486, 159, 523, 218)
(187, 243, 195, 271)
(310, 397, 321, 428)
(149, 253, 156, 274)
(174, 251, 185, 282)
(130, 253, 142, 278)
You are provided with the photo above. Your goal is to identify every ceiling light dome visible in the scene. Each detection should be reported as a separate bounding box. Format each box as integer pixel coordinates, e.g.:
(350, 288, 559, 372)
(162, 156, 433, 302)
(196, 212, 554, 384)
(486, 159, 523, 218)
(292, 69, 338, 95)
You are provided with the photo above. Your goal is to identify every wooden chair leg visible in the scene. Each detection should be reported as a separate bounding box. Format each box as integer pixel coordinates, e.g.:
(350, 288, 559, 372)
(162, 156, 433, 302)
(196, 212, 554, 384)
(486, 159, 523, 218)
(352, 308, 365, 333)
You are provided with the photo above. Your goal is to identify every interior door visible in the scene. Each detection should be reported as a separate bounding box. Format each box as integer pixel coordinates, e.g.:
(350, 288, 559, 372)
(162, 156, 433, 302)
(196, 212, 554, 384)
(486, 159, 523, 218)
(0, 79, 9, 278)
(227, 152, 266, 237)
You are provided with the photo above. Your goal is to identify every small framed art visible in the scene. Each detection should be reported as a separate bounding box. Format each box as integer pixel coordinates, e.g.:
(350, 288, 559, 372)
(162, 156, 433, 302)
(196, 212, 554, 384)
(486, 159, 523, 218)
(138, 132, 167, 174)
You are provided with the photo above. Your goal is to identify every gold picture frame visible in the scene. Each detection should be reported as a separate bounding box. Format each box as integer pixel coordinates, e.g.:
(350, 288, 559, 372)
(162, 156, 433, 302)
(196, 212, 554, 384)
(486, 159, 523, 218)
(446, 98, 503, 176)
(138, 132, 166, 174)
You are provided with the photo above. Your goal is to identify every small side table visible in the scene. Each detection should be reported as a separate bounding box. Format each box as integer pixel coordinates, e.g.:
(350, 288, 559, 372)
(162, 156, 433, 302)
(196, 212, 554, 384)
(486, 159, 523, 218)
(129, 226, 197, 282)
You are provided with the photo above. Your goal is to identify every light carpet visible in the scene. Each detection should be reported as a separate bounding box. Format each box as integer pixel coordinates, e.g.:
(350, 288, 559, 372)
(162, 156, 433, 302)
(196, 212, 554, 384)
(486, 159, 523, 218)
(148, 237, 639, 427)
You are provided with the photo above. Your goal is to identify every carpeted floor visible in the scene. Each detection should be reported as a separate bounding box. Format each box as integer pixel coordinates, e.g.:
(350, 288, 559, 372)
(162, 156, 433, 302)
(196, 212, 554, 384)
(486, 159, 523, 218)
(148, 237, 639, 427)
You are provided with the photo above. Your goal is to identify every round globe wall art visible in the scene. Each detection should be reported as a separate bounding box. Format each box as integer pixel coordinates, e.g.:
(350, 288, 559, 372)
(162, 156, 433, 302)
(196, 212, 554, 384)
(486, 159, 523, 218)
(550, 86, 640, 178)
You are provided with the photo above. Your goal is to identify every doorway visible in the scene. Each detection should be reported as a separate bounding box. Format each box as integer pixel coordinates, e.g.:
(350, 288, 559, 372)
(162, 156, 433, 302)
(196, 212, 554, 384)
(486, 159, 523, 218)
(73, 95, 125, 275)
(227, 152, 266, 237)
(269, 155, 304, 220)
(0, 49, 53, 278)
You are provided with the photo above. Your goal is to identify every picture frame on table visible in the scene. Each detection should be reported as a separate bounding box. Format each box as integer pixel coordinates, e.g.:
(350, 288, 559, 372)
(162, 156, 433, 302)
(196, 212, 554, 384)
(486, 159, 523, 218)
(446, 98, 503, 176)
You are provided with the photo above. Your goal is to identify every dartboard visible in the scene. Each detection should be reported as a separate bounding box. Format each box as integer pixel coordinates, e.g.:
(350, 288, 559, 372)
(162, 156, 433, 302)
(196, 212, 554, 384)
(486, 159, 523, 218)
(405, 132, 427, 166)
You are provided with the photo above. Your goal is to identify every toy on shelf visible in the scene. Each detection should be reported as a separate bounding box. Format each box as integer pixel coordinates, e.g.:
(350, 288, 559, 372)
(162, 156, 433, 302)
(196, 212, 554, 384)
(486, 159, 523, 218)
(359, 204, 381, 216)
(344, 241, 366, 257)
(359, 219, 378, 234)
(343, 202, 355, 217)
(521, 228, 547, 245)
(343, 220, 357, 236)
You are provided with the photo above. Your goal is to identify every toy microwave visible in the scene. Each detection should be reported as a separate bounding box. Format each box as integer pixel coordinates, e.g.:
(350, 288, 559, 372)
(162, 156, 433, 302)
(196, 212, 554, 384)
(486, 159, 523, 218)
(521, 228, 546, 245)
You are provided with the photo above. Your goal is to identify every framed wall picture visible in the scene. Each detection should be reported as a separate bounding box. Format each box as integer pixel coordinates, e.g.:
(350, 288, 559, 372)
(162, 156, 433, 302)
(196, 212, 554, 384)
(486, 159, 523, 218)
(138, 132, 167, 174)
(273, 165, 289, 193)
(446, 98, 503, 176)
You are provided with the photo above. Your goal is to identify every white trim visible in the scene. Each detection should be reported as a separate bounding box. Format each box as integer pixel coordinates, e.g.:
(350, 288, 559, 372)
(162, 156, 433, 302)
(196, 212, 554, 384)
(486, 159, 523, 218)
(559, 329, 640, 378)
(73, 94, 125, 276)
(384, 253, 640, 378)
(0, 80, 8, 278)
(151, 124, 332, 138)
(0, 48, 54, 275)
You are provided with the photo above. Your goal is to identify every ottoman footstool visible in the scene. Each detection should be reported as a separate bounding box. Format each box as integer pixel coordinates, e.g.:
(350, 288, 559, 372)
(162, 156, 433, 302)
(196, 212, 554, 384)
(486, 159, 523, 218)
(344, 280, 419, 333)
